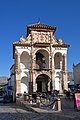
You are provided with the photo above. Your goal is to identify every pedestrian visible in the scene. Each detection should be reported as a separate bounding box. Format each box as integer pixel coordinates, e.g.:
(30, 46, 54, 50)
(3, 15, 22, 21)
(73, 92, 76, 109)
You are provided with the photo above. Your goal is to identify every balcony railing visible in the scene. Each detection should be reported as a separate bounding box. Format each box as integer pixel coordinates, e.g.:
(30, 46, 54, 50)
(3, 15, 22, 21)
(33, 68, 51, 71)
(33, 64, 51, 71)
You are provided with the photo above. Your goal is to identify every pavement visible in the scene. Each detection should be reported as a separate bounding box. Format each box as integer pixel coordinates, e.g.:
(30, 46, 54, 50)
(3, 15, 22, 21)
(16, 96, 76, 113)
(16, 96, 80, 120)
(0, 96, 80, 120)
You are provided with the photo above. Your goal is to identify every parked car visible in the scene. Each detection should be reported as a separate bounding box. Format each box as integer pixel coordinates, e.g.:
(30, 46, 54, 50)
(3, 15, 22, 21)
(3, 95, 13, 103)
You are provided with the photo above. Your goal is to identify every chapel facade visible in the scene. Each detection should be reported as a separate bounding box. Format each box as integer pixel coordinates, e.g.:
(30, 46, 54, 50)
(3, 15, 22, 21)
(13, 23, 70, 95)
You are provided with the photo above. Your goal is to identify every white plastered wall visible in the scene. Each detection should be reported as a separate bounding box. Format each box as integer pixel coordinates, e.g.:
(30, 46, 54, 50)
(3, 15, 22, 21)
(15, 46, 31, 94)
(52, 47, 68, 91)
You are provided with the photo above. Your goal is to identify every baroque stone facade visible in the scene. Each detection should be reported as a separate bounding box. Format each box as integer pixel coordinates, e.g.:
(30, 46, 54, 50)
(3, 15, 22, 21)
(13, 23, 70, 95)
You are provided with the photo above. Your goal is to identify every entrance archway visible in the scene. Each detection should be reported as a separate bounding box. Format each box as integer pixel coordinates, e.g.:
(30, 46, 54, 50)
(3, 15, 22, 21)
(36, 74, 51, 93)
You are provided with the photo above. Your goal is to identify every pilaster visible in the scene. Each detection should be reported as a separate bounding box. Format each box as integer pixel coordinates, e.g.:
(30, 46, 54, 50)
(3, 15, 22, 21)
(15, 53, 21, 94)
(62, 54, 68, 90)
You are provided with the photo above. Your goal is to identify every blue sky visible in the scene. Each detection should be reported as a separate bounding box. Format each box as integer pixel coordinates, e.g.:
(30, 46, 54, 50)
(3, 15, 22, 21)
(0, 0, 80, 77)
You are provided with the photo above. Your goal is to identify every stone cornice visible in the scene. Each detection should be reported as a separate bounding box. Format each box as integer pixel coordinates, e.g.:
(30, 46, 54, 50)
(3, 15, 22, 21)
(52, 44, 70, 48)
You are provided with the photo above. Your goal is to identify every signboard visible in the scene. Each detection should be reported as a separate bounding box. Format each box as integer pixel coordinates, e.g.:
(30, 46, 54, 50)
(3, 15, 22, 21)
(75, 93, 80, 110)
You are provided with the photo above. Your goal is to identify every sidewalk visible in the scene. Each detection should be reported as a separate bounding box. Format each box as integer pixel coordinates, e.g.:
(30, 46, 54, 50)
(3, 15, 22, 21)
(16, 97, 80, 120)
(16, 97, 75, 113)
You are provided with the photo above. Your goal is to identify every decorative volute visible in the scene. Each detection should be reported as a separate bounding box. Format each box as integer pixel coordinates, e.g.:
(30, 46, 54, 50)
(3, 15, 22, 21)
(19, 36, 31, 44)
(51, 36, 58, 44)
(19, 36, 26, 42)
(58, 38, 63, 45)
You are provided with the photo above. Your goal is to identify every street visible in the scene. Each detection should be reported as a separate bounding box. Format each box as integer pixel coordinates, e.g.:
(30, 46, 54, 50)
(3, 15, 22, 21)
(0, 100, 80, 120)
(0, 103, 40, 120)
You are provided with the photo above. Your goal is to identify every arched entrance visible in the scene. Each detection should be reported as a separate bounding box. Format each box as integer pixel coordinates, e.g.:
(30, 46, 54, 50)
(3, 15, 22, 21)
(36, 74, 51, 93)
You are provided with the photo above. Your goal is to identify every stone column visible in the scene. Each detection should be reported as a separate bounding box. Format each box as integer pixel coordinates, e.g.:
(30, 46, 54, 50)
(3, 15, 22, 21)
(62, 54, 68, 90)
(29, 71, 33, 94)
(29, 50, 33, 93)
(16, 80, 21, 95)
(32, 53, 36, 69)
(33, 75, 37, 92)
(52, 54, 55, 91)
(48, 80, 51, 91)
(50, 32, 55, 92)
(15, 53, 21, 73)
(15, 53, 21, 95)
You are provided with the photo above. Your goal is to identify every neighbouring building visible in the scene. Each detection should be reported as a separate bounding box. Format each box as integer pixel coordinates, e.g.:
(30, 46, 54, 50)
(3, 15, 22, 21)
(8, 65, 15, 102)
(73, 63, 80, 85)
(2, 84, 8, 97)
(67, 72, 74, 90)
(12, 22, 70, 96)
(0, 76, 8, 96)
(68, 72, 73, 81)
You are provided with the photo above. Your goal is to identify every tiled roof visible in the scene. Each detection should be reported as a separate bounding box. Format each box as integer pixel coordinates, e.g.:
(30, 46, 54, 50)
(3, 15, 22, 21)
(27, 23, 56, 30)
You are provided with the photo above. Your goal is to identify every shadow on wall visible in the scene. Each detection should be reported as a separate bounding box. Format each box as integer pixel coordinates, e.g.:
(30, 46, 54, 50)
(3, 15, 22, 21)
(21, 77, 29, 94)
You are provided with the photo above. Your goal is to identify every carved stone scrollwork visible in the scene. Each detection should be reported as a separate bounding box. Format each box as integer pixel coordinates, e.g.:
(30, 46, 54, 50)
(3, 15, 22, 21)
(15, 53, 18, 70)
(34, 70, 51, 79)
(15, 69, 21, 75)
(31, 31, 51, 43)
(20, 36, 26, 43)
(52, 36, 58, 44)
(58, 38, 63, 45)
(27, 34, 31, 41)
(19, 35, 31, 44)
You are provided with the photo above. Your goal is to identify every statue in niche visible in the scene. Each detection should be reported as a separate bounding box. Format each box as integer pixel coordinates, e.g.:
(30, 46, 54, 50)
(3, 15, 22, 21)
(36, 52, 46, 69)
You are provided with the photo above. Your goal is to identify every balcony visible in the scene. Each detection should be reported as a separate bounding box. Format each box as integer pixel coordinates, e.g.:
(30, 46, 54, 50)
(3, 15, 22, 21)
(33, 64, 51, 71)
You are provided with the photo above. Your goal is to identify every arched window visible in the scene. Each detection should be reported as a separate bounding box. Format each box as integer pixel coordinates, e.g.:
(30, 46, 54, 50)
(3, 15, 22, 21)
(35, 50, 49, 69)
(20, 51, 30, 69)
(54, 53, 62, 69)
